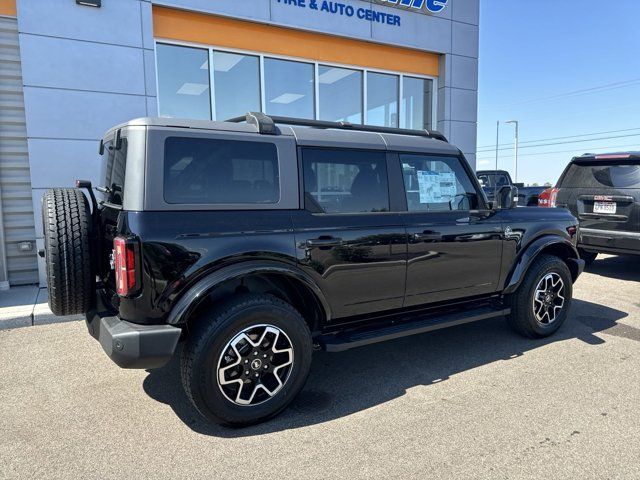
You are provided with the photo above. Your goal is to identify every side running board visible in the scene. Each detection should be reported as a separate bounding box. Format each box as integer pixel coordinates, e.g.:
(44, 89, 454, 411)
(320, 306, 511, 353)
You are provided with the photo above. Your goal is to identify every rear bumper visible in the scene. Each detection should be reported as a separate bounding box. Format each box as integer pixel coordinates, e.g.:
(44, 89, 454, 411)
(85, 295, 181, 369)
(579, 228, 640, 255)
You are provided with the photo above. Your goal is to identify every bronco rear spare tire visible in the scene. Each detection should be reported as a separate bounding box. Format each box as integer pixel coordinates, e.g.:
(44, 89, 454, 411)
(42, 188, 94, 316)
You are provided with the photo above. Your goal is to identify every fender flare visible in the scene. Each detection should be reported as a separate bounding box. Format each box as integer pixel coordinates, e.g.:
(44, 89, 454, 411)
(503, 235, 581, 295)
(166, 260, 332, 325)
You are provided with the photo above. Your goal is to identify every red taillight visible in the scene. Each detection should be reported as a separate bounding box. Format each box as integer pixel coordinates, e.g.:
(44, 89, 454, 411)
(538, 187, 558, 208)
(114, 236, 138, 296)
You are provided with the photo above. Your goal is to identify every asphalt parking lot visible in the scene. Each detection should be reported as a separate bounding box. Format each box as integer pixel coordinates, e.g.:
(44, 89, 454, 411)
(1, 254, 639, 480)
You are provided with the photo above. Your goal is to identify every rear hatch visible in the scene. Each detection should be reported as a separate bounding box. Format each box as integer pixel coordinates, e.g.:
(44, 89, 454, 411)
(97, 132, 128, 297)
(556, 155, 640, 251)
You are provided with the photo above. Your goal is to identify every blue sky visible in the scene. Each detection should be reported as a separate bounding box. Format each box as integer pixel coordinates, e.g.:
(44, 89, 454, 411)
(477, 0, 640, 185)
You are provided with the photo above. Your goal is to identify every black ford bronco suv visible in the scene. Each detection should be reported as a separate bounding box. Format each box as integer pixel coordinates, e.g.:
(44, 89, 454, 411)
(41, 113, 584, 426)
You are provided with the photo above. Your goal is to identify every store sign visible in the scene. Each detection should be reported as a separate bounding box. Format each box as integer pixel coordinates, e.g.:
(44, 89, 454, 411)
(274, 0, 448, 28)
(275, 0, 403, 26)
(373, 0, 448, 14)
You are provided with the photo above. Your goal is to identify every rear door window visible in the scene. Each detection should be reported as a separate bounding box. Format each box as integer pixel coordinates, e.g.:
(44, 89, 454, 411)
(163, 137, 279, 204)
(561, 162, 640, 189)
(301, 148, 389, 214)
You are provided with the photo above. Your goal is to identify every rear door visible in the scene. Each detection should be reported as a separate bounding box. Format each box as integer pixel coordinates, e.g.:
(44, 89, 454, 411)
(398, 154, 503, 306)
(292, 147, 407, 320)
(557, 158, 640, 251)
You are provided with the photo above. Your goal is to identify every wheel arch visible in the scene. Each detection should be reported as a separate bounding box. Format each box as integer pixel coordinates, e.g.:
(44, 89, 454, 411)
(503, 235, 582, 295)
(166, 260, 331, 333)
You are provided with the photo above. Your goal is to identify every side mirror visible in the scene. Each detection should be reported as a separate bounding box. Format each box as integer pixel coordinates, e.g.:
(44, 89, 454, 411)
(495, 185, 517, 210)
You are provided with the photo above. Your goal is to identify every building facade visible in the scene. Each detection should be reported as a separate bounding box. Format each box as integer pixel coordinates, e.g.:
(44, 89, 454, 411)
(0, 0, 479, 288)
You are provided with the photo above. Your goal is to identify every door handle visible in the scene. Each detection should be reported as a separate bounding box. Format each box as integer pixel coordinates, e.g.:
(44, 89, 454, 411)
(413, 231, 442, 242)
(306, 237, 343, 248)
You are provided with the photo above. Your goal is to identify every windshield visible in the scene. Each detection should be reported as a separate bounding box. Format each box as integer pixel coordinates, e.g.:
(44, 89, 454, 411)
(561, 161, 640, 189)
(476, 172, 510, 188)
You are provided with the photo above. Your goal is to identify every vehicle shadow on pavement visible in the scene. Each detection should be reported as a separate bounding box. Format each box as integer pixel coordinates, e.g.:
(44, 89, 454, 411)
(586, 254, 640, 282)
(142, 298, 630, 437)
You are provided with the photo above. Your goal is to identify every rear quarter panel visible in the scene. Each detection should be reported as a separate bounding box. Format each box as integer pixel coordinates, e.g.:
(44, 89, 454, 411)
(115, 210, 297, 324)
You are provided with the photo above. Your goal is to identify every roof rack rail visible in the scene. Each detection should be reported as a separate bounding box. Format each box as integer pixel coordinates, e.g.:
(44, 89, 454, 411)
(226, 112, 448, 142)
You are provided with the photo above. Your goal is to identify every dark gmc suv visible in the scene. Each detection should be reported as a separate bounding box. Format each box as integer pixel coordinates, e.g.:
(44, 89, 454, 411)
(540, 152, 640, 263)
(41, 113, 584, 426)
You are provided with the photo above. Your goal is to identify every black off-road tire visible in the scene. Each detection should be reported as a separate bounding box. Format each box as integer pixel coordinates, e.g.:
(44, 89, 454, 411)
(578, 248, 598, 266)
(506, 254, 573, 338)
(181, 294, 313, 427)
(41, 188, 94, 316)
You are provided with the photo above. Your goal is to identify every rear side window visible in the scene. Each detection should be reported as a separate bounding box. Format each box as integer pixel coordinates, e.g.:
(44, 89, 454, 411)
(302, 148, 389, 214)
(561, 162, 640, 189)
(164, 137, 279, 204)
(401, 155, 480, 211)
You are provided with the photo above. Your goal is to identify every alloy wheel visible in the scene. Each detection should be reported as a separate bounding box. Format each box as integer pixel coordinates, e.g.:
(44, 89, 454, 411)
(216, 324, 294, 406)
(532, 272, 565, 325)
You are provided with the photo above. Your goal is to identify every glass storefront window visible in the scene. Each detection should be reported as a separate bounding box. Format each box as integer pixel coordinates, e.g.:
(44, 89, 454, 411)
(156, 44, 211, 120)
(155, 44, 435, 129)
(264, 58, 315, 119)
(318, 65, 363, 124)
(402, 76, 434, 130)
(212, 51, 260, 121)
(366, 72, 399, 128)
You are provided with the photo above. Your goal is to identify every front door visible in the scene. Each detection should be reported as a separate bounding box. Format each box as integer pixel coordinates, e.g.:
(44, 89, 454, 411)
(397, 153, 503, 306)
(293, 147, 407, 320)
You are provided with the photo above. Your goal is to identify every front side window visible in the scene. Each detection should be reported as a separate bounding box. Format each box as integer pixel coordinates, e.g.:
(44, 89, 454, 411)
(264, 58, 315, 119)
(164, 137, 279, 204)
(156, 44, 211, 120)
(401, 155, 479, 211)
(302, 148, 389, 214)
(477, 172, 510, 188)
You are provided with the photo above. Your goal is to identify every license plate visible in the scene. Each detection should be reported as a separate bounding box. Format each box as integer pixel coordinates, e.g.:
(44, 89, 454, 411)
(593, 201, 616, 214)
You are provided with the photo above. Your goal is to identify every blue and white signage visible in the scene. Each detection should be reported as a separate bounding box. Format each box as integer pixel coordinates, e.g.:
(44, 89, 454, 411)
(275, 0, 402, 26)
(374, 0, 448, 14)
(274, 0, 449, 28)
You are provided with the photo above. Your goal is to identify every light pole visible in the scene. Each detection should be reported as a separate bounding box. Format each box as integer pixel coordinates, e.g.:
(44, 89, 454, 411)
(494, 120, 499, 202)
(505, 120, 519, 183)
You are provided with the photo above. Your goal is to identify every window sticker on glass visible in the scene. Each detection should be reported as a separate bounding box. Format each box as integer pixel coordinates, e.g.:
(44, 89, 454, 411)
(417, 171, 458, 203)
(438, 172, 457, 198)
(417, 171, 440, 203)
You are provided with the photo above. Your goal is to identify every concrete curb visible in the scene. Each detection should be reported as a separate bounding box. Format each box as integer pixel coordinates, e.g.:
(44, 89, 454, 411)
(0, 286, 83, 331)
